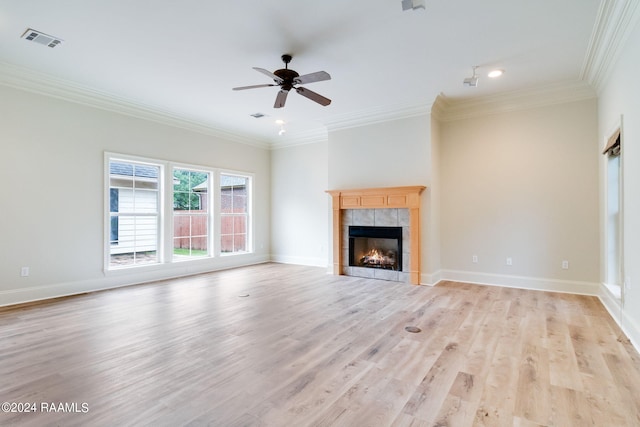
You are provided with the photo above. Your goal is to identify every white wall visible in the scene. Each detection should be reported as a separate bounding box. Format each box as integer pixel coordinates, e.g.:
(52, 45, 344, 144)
(439, 98, 600, 293)
(597, 15, 640, 349)
(0, 85, 271, 306)
(270, 141, 329, 267)
(327, 115, 436, 283)
(429, 114, 442, 278)
(327, 116, 431, 189)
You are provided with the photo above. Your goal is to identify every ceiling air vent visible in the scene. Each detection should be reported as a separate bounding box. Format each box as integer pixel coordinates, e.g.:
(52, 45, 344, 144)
(21, 28, 63, 48)
(250, 113, 266, 118)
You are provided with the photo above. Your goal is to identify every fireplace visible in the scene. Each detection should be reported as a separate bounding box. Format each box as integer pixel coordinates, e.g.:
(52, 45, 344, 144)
(349, 226, 402, 271)
(326, 186, 425, 284)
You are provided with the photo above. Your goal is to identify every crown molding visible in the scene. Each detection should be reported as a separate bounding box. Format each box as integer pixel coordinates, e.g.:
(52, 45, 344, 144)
(324, 101, 431, 132)
(581, 0, 640, 92)
(0, 61, 272, 150)
(435, 80, 597, 122)
(0, 57, 606, 148)
(430, 94, 447, 121)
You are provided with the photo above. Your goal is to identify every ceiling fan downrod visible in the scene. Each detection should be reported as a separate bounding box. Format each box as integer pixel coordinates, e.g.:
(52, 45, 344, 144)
(281, 54, 292, 69)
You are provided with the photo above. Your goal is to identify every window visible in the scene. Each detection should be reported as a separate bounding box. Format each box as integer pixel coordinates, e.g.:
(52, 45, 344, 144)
(108, 159, 161, 267)
(604, 129, 622, 296)
(110, 188, 119, 242)
(173, 168, 210, 260)
(220, 174, 250, 254)
(105, 153, 254, 270)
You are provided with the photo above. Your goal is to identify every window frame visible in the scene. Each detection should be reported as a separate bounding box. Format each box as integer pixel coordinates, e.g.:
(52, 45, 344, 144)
(218, 170, 253, 256)
(104, 153, 164, 271)
(104, 153, 254, 272)
(602, 121, 624, 301)
(170, 164, 214, 262)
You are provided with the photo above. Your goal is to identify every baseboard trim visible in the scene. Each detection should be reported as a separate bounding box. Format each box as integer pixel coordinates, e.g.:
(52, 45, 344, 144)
(0, 255, 270, 307)
(435, 270, 599, 295)
(598, 283, 640, 354)
(270, 255, 328, 268)
(420, 270, 442, 286)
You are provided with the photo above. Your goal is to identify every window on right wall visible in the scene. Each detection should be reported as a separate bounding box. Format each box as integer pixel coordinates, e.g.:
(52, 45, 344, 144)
(220, 173, 251, 254)
(603, 127, 622, 299)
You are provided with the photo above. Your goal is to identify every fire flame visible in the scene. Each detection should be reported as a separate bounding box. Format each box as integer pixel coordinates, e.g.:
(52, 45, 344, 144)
(365, 248, 384, 261)
(360, 248, 396, 268)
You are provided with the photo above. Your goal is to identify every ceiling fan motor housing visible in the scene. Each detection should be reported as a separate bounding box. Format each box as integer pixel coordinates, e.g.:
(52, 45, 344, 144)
(273, 68, 299, 90)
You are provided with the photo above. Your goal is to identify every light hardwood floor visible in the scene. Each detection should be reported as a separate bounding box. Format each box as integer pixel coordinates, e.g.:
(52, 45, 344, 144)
(1, 263, 639, 426)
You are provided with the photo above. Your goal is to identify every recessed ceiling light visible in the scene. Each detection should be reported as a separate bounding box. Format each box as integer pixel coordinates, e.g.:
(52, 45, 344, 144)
(488, 69, 504, 78)
(275, 119, 285, 125)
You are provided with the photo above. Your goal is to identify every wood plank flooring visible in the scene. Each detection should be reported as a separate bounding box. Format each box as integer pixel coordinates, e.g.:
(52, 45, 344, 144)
(1, 263, 639, 426)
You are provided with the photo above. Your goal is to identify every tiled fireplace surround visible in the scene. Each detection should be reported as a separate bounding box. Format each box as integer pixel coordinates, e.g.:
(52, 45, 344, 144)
(327, 186, 426, 285)
(341, 208, 411, 282)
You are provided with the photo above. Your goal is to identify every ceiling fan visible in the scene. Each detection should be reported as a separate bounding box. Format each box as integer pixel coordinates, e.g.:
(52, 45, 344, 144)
(233, 54, 331, 108)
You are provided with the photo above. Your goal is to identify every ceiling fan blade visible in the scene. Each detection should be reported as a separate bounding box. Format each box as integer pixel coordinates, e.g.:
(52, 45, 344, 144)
(232, 84, 277, 91)
(253, 67, 284, 84)
(274, 89, 289, 108)
(295, 86, 331, 106)
(294, 71, 331, 85)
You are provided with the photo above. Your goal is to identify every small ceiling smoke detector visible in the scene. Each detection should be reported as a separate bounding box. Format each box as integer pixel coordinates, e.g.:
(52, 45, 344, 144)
(250, 112, 266, 118)
(463, 66, 479, 87)
(402, 0, 426, 11)
(21, 28, 63, 48)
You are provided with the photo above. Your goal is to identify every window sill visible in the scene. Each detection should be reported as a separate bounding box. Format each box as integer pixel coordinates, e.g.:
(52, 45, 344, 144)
(220, 253, 253, 258)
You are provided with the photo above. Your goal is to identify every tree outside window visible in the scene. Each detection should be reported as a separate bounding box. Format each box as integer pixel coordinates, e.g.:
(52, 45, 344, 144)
(173, 169, 210, 259)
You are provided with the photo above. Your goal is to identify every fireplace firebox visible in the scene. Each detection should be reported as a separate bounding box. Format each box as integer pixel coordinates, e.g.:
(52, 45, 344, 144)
(348, 226, 403, 271)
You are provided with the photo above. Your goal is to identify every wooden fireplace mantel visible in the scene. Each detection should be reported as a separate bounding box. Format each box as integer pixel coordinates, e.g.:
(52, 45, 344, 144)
(326, 186, 426, 285)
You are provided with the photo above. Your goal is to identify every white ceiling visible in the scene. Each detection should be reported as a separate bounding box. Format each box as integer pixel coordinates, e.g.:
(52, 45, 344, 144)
(0, 0, 603, 146)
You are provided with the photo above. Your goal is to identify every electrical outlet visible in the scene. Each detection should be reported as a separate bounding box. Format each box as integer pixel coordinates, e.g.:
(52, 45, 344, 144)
(562, 260, 569, 270)
(21, 267, 29, 277)
(506, 257, 512, 266)
(472, 255, 478, 263)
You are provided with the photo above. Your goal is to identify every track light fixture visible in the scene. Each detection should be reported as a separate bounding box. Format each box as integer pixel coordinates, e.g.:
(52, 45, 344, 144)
(401, 0, 426, 11)
(463, 66, 479, 87)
